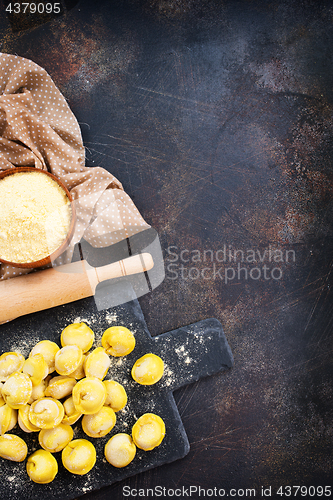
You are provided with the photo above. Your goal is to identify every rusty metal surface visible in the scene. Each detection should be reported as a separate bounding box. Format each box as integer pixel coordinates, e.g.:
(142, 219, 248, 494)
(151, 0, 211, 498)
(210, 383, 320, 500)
(1, 0, 333, 498)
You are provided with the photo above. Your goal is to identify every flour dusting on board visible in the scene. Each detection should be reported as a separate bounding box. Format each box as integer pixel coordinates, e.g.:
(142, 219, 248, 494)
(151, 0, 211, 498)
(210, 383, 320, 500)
(105, 312, 118, 322)
(8, 334, 41, 357)
(72, 317, 92, 324)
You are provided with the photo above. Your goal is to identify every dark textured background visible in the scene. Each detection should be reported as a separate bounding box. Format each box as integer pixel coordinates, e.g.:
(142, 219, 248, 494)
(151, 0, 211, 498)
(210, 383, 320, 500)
(1, 0, 333, 498)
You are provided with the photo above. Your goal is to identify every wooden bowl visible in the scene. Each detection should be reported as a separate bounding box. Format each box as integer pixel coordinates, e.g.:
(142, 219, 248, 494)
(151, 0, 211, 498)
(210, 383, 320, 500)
(0, 167, 76, 269)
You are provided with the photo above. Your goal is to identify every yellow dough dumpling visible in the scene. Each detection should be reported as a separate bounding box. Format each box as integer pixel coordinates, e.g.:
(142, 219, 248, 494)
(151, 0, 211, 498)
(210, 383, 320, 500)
(101, 326, 135, 357)
(23, 354, 48, 387)
(68, 354, 86, 380)
(0, 382, 5, 406)
(62, 396, 82, 426)
(29, 398, 64, 429)
(30, 340, 60, 374)
(28, 376, 50, 404)
(104, 433, 136, 468)
(44, 375, 76, 399)
(72, 377, 106, 415)
(0, 434, 27, 462)
(103, 380, 127, 412)
(61, 322, 94, 353)
(27, 449, 58, 483)
(55, 345, 83, 376)
(18, 404, 40, 433)
(0, 352, 25, 381)
(132, 413, 165, 451)
(82, 406, 116, 438)
(0, 403, 17, 434)
(62, 439, 96, 475)
(84, 347, 111, 380)
(131, 353, 164, 385)
(39, 423, 73, 453)
(2, 372, 32, 409)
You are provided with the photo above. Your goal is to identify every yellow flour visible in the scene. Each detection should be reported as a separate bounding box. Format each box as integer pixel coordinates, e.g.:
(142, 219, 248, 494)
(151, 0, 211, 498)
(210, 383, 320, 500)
(0, 172, 71, 263)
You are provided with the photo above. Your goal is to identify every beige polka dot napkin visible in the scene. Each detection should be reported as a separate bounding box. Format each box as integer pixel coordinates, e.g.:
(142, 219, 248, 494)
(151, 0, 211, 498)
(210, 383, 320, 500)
(0, 53, 149, 279)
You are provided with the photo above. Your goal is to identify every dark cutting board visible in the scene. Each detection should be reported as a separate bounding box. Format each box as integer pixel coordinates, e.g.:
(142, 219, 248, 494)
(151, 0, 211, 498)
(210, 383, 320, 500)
(0, 294, 233, 500)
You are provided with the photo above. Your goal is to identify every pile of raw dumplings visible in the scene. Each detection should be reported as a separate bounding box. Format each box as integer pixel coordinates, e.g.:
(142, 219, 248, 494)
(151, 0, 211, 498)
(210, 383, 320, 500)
(0, 323, 165, 484)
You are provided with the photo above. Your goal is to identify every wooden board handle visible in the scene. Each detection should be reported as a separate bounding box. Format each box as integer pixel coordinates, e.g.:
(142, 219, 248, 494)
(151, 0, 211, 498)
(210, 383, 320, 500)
(0, 253, 154, 324)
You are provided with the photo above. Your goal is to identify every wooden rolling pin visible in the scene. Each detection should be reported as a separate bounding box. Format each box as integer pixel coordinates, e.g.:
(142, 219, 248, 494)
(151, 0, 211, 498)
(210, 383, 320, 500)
(0, 253, 154, 323)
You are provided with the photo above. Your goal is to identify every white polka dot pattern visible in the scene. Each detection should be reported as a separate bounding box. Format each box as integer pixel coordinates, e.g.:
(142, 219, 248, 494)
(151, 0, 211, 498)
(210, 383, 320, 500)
(0, 53, 149, 279)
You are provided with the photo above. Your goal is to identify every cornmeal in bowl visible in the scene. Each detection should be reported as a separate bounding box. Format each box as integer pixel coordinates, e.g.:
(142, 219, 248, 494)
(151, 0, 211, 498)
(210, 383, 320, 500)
(0, 170, 72, 265)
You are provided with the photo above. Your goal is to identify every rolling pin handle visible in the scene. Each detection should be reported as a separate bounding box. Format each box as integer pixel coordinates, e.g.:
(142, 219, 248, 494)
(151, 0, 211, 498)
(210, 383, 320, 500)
(92, 252, 154, 290)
